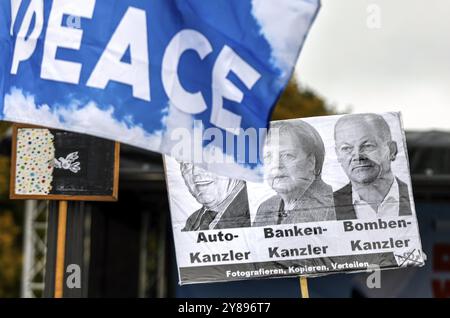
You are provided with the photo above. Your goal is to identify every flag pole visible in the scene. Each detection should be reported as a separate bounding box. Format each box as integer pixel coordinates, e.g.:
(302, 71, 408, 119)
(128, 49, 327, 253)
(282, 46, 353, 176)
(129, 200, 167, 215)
(299, 276, 309, 298)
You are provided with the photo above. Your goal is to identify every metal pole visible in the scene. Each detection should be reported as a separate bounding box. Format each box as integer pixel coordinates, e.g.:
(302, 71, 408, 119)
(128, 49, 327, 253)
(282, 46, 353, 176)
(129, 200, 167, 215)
(21, 200, 35, 298)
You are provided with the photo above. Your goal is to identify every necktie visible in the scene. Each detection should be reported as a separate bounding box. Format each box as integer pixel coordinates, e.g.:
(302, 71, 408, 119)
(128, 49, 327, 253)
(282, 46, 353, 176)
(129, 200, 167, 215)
(194, 209, 218, 231)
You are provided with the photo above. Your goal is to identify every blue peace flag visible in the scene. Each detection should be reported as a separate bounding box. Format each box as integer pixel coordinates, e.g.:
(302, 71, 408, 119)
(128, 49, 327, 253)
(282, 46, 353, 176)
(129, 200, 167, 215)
(0, 0, 320, 181)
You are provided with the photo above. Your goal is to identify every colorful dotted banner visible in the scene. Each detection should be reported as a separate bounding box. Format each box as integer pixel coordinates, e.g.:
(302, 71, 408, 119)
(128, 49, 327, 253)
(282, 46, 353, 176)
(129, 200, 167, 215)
(15, 129, 55, 195)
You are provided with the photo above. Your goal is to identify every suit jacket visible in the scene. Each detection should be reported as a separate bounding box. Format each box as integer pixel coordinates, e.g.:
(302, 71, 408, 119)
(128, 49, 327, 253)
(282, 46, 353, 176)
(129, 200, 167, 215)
(333, 177, 412, 220)
(253, 179, 336, 226)
(182, 185, 251, 231)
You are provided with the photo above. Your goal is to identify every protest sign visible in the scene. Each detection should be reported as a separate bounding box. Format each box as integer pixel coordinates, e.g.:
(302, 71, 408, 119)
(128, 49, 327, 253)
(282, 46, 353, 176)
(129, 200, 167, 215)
(164, 112, 425, 284)
(9, 123, 120, 298)
(10, 125, 119, 201)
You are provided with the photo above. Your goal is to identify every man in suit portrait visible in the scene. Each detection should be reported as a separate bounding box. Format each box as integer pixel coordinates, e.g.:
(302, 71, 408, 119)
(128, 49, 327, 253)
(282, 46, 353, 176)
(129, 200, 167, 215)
(253, 120, 336, 226)
(333, 113, 413, 220)
(179, 162, 250, 231)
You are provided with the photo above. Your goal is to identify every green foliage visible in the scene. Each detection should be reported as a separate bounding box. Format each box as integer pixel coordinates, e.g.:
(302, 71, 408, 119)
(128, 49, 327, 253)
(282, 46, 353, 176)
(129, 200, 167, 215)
(0, 210, 22, 298)
(0, 156, 9, 199)
(0, 122, 23, 298)
(0, 122, 10, 137)
(271, 77, 336, 120)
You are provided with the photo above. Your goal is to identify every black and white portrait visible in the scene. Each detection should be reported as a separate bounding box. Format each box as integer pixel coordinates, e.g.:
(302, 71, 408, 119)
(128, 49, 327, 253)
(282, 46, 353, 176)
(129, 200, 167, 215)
(177, 161, 250, 231)
(165, 113, 423, 284)
(246, 112, 415, 225)
(166, 113, 415, 229)
(253, 120, 336, 226)
(333, 113, 412, 220)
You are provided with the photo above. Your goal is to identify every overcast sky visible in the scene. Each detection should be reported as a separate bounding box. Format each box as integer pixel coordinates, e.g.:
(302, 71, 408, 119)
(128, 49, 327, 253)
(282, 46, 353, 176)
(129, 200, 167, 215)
(296, 0, 450, 131)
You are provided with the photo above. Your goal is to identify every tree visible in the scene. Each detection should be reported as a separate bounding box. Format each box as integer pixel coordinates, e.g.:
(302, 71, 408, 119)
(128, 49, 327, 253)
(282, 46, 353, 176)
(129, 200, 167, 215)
(0, 121, 22, 297)
(0, 211, 22, 298)
(271, 77, 336, 120)
(0, 122, 10, 137)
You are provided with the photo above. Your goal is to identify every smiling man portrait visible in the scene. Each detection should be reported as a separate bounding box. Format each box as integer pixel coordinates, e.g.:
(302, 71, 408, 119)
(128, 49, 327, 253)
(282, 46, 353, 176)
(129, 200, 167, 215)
(333, 113, 412, 220)
(179, 162, 250, 231)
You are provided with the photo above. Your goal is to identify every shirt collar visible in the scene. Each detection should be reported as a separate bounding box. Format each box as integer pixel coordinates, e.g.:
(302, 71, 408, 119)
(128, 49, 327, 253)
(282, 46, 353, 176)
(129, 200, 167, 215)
(352, 178, 400, 205)
(381, 178, 400, 207)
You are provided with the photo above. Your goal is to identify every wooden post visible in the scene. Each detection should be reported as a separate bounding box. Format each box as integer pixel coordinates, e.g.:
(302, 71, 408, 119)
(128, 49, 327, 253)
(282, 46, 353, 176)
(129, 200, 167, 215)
(299, 276, 309, 298)
(54, 200, 68, 298)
